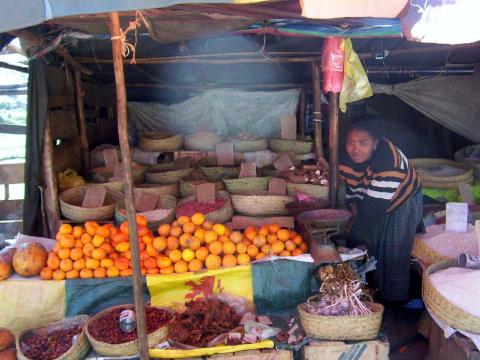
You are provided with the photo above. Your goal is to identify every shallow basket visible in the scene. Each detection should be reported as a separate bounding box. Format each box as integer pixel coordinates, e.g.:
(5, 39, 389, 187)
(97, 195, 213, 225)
(423, 260, 480, 334)
(145, 164, 193, 184)
(412, 237, 450, 267)
(134, 183, 179, 198)
(184, 132, 222, 151)
(17, 315, 90, 360)
(410, 158, 473, 188)
(139, 132, 183, 152)
(59, 186, 124, 222)
(286, 183, 329, 199)
(91, 163, 147, 184)
(176, 191, 234, 224)
(454, 144, 480, 180)
(199, 166, 240, 182)
(298, 299, 383, 341)
(223, 177, 270, 194)
(85, 304, 172, 357)
(87, 181, 124, 193)
(179, 179, 225, 198)
(269, 139, 313, 155)
(230, 193, 294, 216)
(227, 138, 268, 152)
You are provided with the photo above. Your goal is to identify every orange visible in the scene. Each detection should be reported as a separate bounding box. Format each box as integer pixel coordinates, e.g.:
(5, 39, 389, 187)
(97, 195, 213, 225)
(229, 231, 243, 244)
(205, 254, 221, 270)
(139, 241, 146, 252)
(177, 215, 190, 226)
(202, 220, 214, 230)
(138, 250, 148, 261)
(100, 258, 114, 268)
(212, 224, 226, 236)
(100, 242, 114, 254)
(92, 248, 107, 260)
(147, 268, 159, 275)
(247, 245, 259, 258)
(244, 229, 257, 241)
(208, 241, 223, 255)
(143, 257, 157, 270)
(145, 244, 158, 257)
(285, 240, 296, 252)
(80, 233, 92, 245)
(292, 235, 303, 245)
(115, 258, 130, 271)
(253, 234, 267, 247)
(153, 236, 167, 251)
(224, 227, 231, 236)
(171, 220, 180, 227)
(237, 253, 251, 265)
(271, 240, 285, 254)
(222, 241, 236, 255)
(236, 242, 247, 254)
(204, 231, 218, 244)
(59, 234, 75, 249)
(142, 235, 154, 245)
(73, 258, 86, 271)
(53, 269, 66, 280)
(299, 243, 308, 252)
(52, 243, 61, 254)
(138, 226, 150, 237)
(85, 223, 97, 236)
(258, 225, 269, 237)
(179, 233, 192, 248)
(160, 265, 174, 275)
(218, 235, 229, 244)
(74, 240, 83, 248)
(120, 269, 133, 277)
(40, 267, 53, 280)
(186, 237, 201, 251)
(222, 254, 237, 268)
(72, 226, 84, 238)
(158, 224, 171, 237)
(280, 250, 292, 257)
(125, 250, 133, 260)
(174, 260, 188, 273)
(194, 229, 205, 242)
(92, 235, 105, 248)
(166, 236, 179, 250)
(80, 268, 93, 279)
(267, 234, 278, 244)
(66, 269, 80, 279)
(95, 226, 110, 238)
(183, 222, 196, 234)
(47, 253, 60, 270)
(255, 252, 267, 260)
(107, 266, 120, 278)
(188, 258, 204, 272)
(111, 233, 127, 246)
(86, 258, 100, 270)
(120, 221, 130, 235)
(191, 213, 205, 226)
(115, 241, 130, 253)
(195, 247, 209, 261)
(268, 224, 280, 234)
(109, 253, 120, 260)
(164, 249, 171, 257)
(136, 214, 148, 227)
(261, 244, 271, 255)
(109, 226, 119, 238)
(58, 223, 73, 235)
(60, 259, 73, 272)
(157, 257, 172, 269)
(182, 249, 195, 262)
(277, 229, 290, 241)
(58, 248, 71, 260)
(169, 249, 182, 263)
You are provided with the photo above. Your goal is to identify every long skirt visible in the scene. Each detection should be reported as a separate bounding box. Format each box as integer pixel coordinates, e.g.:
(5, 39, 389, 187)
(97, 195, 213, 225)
(368, 190, 423, 301)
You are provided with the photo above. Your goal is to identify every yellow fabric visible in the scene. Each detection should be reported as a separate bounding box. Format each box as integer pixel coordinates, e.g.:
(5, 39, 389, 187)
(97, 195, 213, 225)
(0, 278, 66, 335)
(149, 340, 274, 358)
(147, 265, 253, 307)
(58, 169, 85, 190)
(339, 38, 373, 112)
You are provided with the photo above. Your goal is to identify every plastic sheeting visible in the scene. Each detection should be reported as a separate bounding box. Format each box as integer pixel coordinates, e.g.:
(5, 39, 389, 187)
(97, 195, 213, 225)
(300, 0, 409, 19)
(372, 74, 480, 143)
(127, 88, 300, 141)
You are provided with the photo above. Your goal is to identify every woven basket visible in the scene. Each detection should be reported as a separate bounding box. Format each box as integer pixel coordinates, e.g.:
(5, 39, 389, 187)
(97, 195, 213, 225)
(87, 181, 124, 193)
(454, 145, 480, 180)
(134, 183, 179, 198)
(258, 166, 278, 177)
(286, 183, 329, 199)
(91, 163, 146, 184)
(421, 177, 474, 189)
(230, 193, 294, 216)
(227, 138, 268, 152)
(298, 300, 383, 340)
(423, 260, 480, 334)
(139, 132, 183, 152)
(176, 191, 234, 224)
(199, 166, 240, 182)
(115, 195, 176, 230)
(184, 132, 222, 151)
(59, 186, 124, 222)
(269, 139, 313, 155)
(223, 177, 270, 194)
(410, 158, 474, 186)
(145, 165, 193, 184)
(412, 237, 450, 267)
(17, 315, 90, 360)
(179, 180, 225, 198)
(85, 305, 172, 357)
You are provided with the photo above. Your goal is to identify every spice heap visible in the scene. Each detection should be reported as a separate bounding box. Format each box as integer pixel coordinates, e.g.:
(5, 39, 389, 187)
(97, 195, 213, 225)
(176, 198, 227, 218)
(286, 164, 329, 185)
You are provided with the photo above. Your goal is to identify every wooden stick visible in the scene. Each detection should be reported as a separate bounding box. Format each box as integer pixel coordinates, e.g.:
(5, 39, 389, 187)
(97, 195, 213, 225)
(0, 61, 28, 73)
(311, 62, 323, 158)
(297, 88, 306, 137)
(74, 70, 90, 174)
(328, 92, 339, 208)
(42, 114, 61, 238)
(126, 82, 309, 90)
(108, 12, 149, 360)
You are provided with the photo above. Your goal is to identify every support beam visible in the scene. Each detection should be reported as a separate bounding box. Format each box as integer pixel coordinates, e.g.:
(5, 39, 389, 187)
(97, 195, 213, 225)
(328, 92, 339, 208)
(108, 12, 149, 360)
(297, 88, 306, 137)
(74, 70, 90, 174)
(311, 62, 323, 158)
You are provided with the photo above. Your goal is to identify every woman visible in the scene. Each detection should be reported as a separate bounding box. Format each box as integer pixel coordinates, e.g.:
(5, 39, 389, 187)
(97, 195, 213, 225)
(339, 116, 422, 302)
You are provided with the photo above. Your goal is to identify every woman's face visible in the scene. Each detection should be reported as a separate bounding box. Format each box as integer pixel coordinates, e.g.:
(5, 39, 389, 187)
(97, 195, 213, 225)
(346, 129, 378, 164)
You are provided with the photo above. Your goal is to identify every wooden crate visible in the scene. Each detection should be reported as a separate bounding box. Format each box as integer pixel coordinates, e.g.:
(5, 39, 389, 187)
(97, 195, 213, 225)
(300, 339, 389, 360)
(157, 349, 293, 360)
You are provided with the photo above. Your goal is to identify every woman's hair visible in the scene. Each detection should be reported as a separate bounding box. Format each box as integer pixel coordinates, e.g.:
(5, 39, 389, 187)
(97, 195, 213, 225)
(348, 114, 385, 141)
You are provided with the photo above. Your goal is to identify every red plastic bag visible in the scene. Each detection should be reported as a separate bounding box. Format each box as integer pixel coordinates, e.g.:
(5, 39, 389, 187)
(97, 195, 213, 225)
(321, 38, 344, 93)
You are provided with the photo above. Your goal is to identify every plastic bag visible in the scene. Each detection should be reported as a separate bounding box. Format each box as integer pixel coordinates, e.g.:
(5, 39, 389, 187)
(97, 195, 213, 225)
(58, 169, 85, 191)
(321, 37, 344, 93)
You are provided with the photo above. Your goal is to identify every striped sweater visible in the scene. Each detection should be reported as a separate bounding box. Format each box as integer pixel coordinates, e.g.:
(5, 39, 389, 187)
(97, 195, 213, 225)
(340, 139, 420, 230)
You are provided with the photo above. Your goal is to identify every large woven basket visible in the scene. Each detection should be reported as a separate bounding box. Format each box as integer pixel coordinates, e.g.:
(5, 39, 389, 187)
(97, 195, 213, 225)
(298, 299, 383, 340)
(87, 181, 124, 193)
(286, 183, 329, 199)
(454, 145, 480, 180)
(412, 237, 450, 267)
(59, 186, 124, 222)
(230, 193, 294, 216)
(91, 163, 147, 184)
(179, 179, 225, 198)
(145, 164, 193, 184)
(423, 260, 480, 334)
(410, 158, 474, 188)
(85, 305, 172, 357)
(184, 132, 222, 151)
(17, 315, 90, 360)
(134, 183, 179, 198)
(227, 138, 268, 152)
(115, 195, 176, 230)
(199, 166, 240, 182)
(176, 191, 234, 224)
(269, 139, 313, 155)
(139, 132, 183, 152)
(223, 177, 270, 194)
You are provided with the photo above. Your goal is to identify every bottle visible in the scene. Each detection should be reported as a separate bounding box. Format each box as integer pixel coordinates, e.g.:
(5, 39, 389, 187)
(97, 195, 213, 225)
(458, 253, 480, 269)
(119, 309, 136, 333)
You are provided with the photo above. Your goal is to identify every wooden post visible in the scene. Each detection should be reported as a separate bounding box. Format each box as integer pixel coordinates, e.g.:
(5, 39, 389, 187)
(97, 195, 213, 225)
(74, 70, 90, 174)
(328, 92, 339, 208)
(297, 88, 306, 137)
(311, 62, 323, 158)
(42, 115, 61, 237)
(108, 12, 149, 360)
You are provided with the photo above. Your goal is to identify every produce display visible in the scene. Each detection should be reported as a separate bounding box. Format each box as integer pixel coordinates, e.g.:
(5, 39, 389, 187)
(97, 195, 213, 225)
(12, 242, 48, 277)
(0, 328, 15, 353)
(0, 248, 15, 281)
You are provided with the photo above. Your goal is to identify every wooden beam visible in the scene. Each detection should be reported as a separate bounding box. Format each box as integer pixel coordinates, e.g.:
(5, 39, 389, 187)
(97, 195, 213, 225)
(0, 61, 28, 73)
(0, 163, 24, 183)
(56, 47, 94, 76)
(297, 88, 306, 137)
(0, 124, 26, 135)
(311, 62, 323, 158)
(126, 82, 309, 90)
(74, 70, 90, 173)
(108, 12, 149, 360)
(328, 92, 339, 208)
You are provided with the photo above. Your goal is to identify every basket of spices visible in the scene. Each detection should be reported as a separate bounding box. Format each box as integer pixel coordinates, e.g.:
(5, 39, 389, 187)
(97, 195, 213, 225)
(134, 183, 180, 198)
(179, 179, 225, 198)
(199, 166, 240, 182)
(139, 131, 183, 152)
(145, 163, 193, 185)
(176, 191, 234, 224)
(227, 132, 268, 152)
(410, 158, 474, 189)
(230, 192, 294, 216)
(184, 131, 223, 151)
(269, 139, 313, 155)
(87, 180, 124, 193)
(91, 162, 147, 184)
(223, 177, 270, 194)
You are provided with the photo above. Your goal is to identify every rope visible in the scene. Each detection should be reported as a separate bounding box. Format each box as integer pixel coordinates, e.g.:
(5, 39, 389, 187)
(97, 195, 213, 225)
(110, 11, 147, 64)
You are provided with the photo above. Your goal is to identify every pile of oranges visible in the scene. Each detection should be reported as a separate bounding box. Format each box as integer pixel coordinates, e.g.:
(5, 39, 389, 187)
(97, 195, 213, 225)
(40, 213, 308, 280)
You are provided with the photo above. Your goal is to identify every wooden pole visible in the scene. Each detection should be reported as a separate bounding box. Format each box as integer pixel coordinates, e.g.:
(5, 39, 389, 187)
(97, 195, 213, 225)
(328, 92, 339, 208)
(74, 70, 90, 174)
(108, 12, 149, 360)
(42, 114, 61, 237)
(311, 62, 323, 158)
(297, 88, 306, 137)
